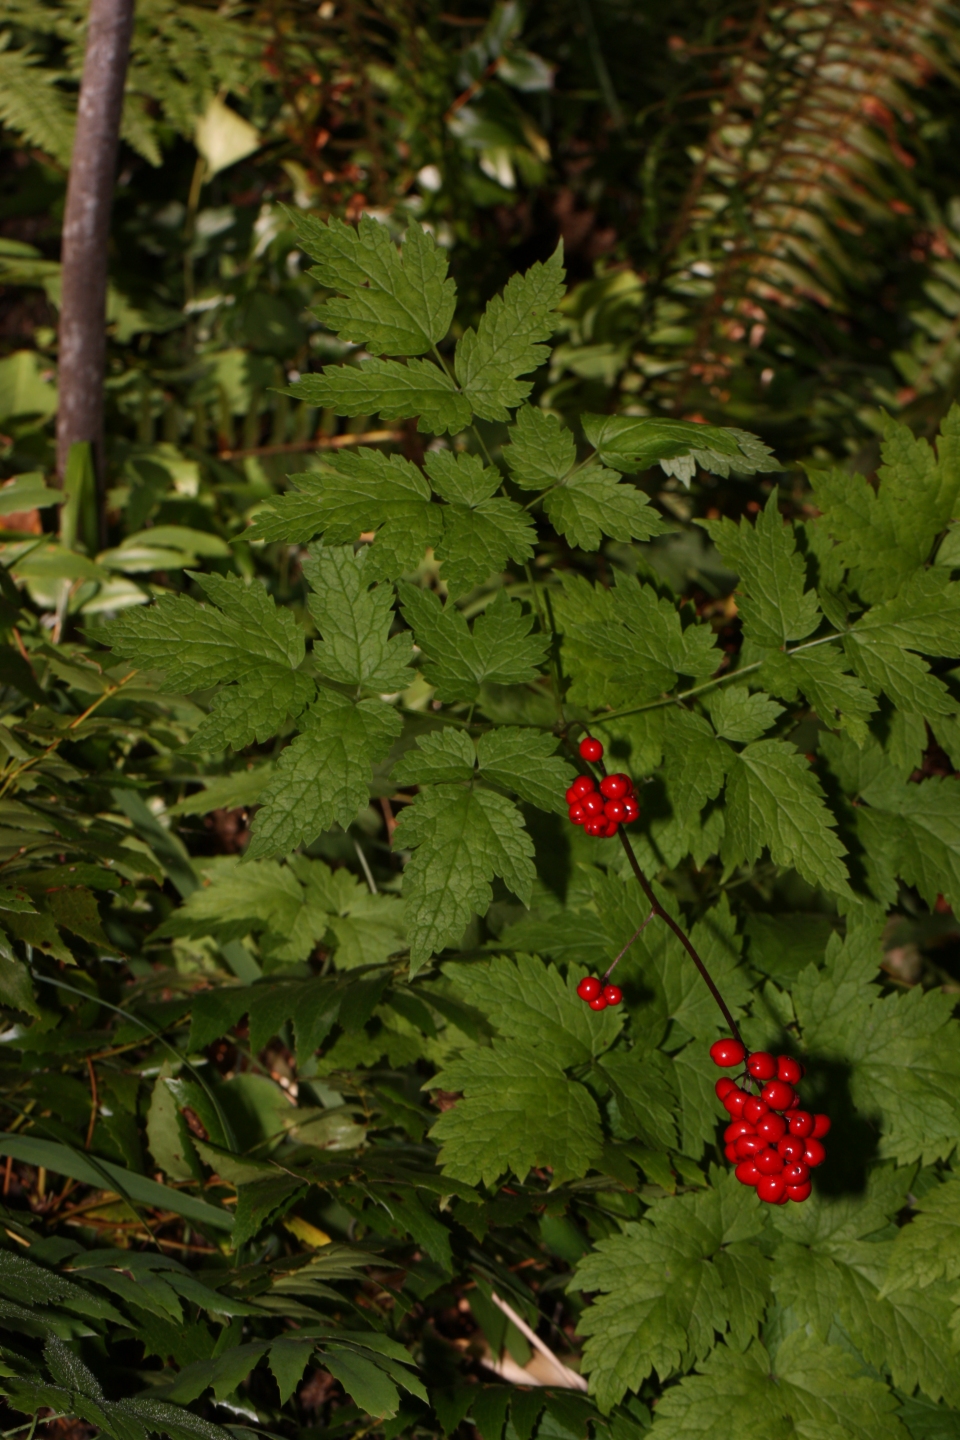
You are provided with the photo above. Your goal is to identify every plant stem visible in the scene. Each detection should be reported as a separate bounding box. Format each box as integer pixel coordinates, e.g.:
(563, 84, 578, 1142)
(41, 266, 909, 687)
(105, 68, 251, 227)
(616, 826, 744, 1045)
(602, 909, 656, 982)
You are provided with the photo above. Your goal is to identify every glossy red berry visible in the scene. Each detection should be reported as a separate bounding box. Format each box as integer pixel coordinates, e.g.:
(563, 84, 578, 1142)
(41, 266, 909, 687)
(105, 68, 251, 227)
(747, 1052, 777, 1081)
(582, 792, 604, 817)
(622, 797, 640, 821)
(724, 1143, 739, 1163)
(589, 994, 608, 1011)
(735, 1159, 761, 1186)
(585, 818, 606, 836)
(604, 799, 627, 823)
(757, 1174, 786, 1203)
(755, 1147, 784, 1175)
(724, 1120, 755, 1143)
(757, 1113, 786, 1144)
(788, 1110, 814, 1137)
(577, 976, 601, 1001)
(803, 1138, 826, 1168)
(782, 1162, 810, 1186)
(786, 1181, 812, 1202)
(571, 774, 596, 798)
(735, 1133, 765, 1158)
(723, 1088, 748, 1118)
(602, 819, 619, 837)
(709, 1038, 746, 1068)
(743, 1097, 769, 1126)
(776, 1055, 804, 1084)
(811, 1114, 831, 1139)
(568, 804, 586, 825)
(761, 1079, 795, 1112)
(777, 1136, 806, 1164)
(600, 773, 631, 799)
(603, 984, 623, 1006)
(579, 737, 603, 762)
(786, 1092, 800, 1109)
(715, 1077, 737, 1101)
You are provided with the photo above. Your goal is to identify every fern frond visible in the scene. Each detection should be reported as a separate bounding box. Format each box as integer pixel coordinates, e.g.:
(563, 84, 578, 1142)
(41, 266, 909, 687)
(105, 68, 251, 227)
(0, 32, 75, 166)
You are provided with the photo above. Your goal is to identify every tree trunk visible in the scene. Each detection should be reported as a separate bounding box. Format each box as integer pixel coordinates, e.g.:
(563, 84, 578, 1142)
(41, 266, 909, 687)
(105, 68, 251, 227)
(56, 0, 136, 526)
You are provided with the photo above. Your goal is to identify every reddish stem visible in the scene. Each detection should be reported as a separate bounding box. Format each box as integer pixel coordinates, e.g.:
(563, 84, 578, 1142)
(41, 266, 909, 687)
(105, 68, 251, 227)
(602, 910, 656, 982)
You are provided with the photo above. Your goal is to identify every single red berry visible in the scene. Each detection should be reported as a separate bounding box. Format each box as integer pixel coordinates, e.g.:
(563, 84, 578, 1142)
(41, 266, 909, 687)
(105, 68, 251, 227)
(604, 799, 627, 822)
(724, 1143, 739, 1163)
(788, 1111, 814, 1138)
(783, 1162, 810, 1185)
(776, 1055, 803, 1084)
(622, 796, 640, 820)
(811, 1114, 831, 1139)
(786, 1181, 812, 1202)
(600, 773, 631, 799)
(735, 1159, 761, 1186)
(582, 792, 605, 817)
(602, 820, 619, 837)
(577, 976, 601, 1001)
(571, 774, 596, 798)
(724, 1120, 755, 1143)
(585, 818, 606, 836)
(743, 1097, 769, 1125)
(735, 1133, 765, 1158)
(803, 1138, 826, 1168)
(723, 1089, 748, 1118)
(710, 1038, 746, 1068)
(579, 737, 604, 762)
(565, 784, 581, 805)
(761, 1079, 795, 1112)
(568, 804, 586, 825)
(755, 1147, 784, 1175)
(715, 1077, 737, 1101)
(777, 1136, 806, 1164)
(603, 984, 622, 1006)
(757, 1174, 786, 1203)
(747, 1052, 777, 1081)
(589, 994, 608, 1011)
(757, 1113, 786, 1144)
(786, 1093, 800, 1109)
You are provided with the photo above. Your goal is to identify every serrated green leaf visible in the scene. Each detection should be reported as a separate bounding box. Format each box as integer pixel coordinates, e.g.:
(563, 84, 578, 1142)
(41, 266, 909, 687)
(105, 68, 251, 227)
(701, 492, 821, 647)
(454, 244, 565, 421)
(394, 785, 535, 968)
(304, 545, 414, 690)
(184, 669, 315, 754)
(722, 739, 851, 896)
(842, 569, 960, 717)
(393, 727, 476, 786)
(427, 451, 535, 594)
(475, 726, 575, 812)
(705, 687, 783, 743)
(662, 710, 730, 814)
(289, 212, 455, 356)
(399, 586, 548, 702)
(504, 405, 576, 488)
(428, 1041, 602, 1186)
(543, 465, 669, 550)
(881, 1177, 960, 1293)
(859, 771, 960, 913)
(245, 691, 401, 860)
(760, 644, 877, 743)
(319, 1345, 402, 1419)
(286, 358, 471, 434)
(582, 415, 777, 486)
(599, 1048, 678, 1151)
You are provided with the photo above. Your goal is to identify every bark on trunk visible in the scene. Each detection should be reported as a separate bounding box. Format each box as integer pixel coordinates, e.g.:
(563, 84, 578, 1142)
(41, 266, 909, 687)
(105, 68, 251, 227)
(56, 0, 136, 514)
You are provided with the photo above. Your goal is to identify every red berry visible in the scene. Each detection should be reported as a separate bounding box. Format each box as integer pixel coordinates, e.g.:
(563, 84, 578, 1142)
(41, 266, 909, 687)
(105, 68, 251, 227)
(777, 1136, 806, 1164)
(783, 1162, 810, 1185)
(786, 1181, 812, 1202)
(622, 797, 640, 821)
(603, 984, 622, 1006)
(776, 1055, 803, 1084)
(811, 1114, 831, 1139)
(747, 1052, 777, 1081)
(788, 1110, 814, 1137)
(582, 792, 604, 816)
(579, 737, 603, 762)
(724, 1120, 755, 1142)
(600, 773, 631, 799)
(757, 1174, 786, 1203)
(604, 799, 627, 822)
(715, 1077, 737, 1101)
(589, 994, 608, 1011)
(757, 1113, 786, 1144)
(568, 804, 586, 825)
(803, 1138, 826, 1168)
(735, 1133, 764, 1158)
(585, 818, 606, 836)
(724, 1143, 739, 1163)
(743, 1097, 769, 1126)
(735, 1159, 760, 1186)
(565, 785, 580, 805)
(786, 1093, 800, 1109)
(571, 775, 596, 798)
(710, 1038, 746, 1068)
(601, 819, 619, 837)
(761, 1080, 795, 1112)
(577, 976, 601, 1001)
(755, 1147, 784, 1175)
(723, 1089, 748, 1118)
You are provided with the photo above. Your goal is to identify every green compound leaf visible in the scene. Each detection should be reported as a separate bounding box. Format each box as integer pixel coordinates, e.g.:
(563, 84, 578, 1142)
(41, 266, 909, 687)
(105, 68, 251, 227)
(759, 645, 877, 745)
(454, 243, 566, 421)
(286, 357, 471, 434)
(475, 726, 576, 812)
(304, 545, 414, 691)
(247, 449, 440, 578)
(399, 585, 548, 702)
(184, 670, 315, 755)
(543, 464, 670, 550)
(504, 405, 576, 488)
(394, 785, 535, 969)
(881, 1176, 960, 1294)
(427, 1041, 603, 1186)
(705, 686, 784, 744)
(701, 491, 822, 647)
(427, 451, 535, 595)
(722, 739, 851, 897)
(288, 211, 455, 356)
(582, 415, 777, 487)
(842, 568, 960, 718)
(246, 691, 402, 860)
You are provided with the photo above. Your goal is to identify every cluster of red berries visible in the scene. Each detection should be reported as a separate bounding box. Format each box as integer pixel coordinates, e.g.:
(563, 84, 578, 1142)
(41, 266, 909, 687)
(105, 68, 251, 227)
(710, 1038, 829, 1204)
(566, 737, 639, 838)
(575, 975, 622, 1010)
